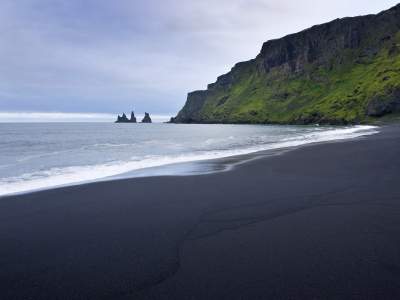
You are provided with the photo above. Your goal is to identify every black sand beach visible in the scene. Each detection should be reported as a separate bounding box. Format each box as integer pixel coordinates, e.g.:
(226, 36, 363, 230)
(1, 125, 400, 300)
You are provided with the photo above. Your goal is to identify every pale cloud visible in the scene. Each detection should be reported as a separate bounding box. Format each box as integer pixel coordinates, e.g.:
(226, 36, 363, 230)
(0, 0, 398, 114)
(0, 112, 170, 123)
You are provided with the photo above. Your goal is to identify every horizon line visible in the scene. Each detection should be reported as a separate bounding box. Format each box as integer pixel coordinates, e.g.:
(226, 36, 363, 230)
(0, 111, 173, 123)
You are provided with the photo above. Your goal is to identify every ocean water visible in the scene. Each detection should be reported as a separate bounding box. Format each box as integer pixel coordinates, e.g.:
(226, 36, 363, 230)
(0, 123, 378, 196)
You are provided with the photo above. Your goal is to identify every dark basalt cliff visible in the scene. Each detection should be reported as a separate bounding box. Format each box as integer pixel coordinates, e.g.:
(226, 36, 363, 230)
(171, 4, 400, 125)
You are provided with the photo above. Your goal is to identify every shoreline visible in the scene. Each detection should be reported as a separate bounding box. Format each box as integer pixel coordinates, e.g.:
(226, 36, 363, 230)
(1, 124, 400, 299)
(0, 124, 379, 199)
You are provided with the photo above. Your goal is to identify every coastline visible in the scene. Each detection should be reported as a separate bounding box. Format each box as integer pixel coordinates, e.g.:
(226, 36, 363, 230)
(0, 124, 378, 198)
(1, 124, 400, 299)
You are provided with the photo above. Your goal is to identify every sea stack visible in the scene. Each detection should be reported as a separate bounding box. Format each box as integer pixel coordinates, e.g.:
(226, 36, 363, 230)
(130, 111, 137, 123)
(115, 111, 137, 123)
(141, 112, 152, 123)
(115, 113, 129, 123)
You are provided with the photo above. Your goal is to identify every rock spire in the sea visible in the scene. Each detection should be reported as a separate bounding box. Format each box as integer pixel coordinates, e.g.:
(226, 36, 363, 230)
(115, 111, 137, 123)
(130, 111, 137, 123)
(115, 111, 152, 123)
(141, 112, 152, 123)
(116, 113, 129, 123)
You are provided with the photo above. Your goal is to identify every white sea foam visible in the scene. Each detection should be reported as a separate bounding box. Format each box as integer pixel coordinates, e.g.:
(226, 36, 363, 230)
(0, 125, 378, 197)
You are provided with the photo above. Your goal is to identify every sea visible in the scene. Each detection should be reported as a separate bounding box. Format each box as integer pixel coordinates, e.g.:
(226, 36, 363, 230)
(0, 121, 378, 196)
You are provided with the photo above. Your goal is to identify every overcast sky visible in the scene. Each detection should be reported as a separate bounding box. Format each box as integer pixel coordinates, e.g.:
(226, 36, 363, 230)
(1, 0, 398, 115)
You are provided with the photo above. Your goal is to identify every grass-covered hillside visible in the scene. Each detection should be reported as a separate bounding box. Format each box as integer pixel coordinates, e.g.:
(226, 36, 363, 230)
(172, 4, 400, 125)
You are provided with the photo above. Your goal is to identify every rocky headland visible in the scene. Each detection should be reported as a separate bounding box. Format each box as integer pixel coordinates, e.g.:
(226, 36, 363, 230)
(171, 4, 400, 125)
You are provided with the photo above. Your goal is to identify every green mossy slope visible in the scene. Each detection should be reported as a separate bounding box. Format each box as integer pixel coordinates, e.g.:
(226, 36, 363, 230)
(172, 4, 400, 125)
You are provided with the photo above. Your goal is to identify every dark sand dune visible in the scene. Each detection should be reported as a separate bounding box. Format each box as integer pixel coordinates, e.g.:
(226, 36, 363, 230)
(1, 125, 400, 299)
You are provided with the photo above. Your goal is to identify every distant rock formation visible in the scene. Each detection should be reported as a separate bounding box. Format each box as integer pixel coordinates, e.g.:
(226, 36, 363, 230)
(141, 112, 152, 123)
(116, 113, 128, 123)
(115, 111, 137, 123)
(130, 111, 137, 123)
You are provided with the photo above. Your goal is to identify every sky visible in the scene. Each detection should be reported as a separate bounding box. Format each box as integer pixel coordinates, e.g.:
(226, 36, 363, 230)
(1, 0, 398, 117)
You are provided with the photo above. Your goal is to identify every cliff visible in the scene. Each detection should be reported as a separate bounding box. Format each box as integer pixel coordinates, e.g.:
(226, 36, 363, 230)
(171, 4, 400, 125)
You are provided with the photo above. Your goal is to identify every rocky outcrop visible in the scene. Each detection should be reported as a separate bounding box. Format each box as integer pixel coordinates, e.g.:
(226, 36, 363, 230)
(116, 113, 129, 123)
(366, 88, 400, 117)
(169, 91, 207, 123)
(115, 111, 137, 123)
(130, 111, 137, 123)
(141, 112, 152, 123)
(172, 4, 400, 125)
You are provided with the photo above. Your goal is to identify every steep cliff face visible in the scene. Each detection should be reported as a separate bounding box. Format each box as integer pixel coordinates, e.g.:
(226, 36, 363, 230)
(172, 4, 400, 124)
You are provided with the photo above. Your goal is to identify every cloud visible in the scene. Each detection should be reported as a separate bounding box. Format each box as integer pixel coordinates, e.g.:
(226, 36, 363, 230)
(0, 112, 170, 123)
(0, 0, 398, 114)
